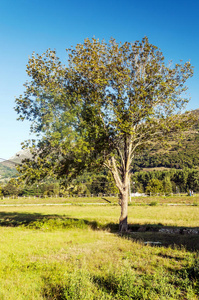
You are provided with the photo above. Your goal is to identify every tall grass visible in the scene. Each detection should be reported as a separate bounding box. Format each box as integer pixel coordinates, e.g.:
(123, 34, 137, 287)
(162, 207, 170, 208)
(0, 204, 198, 299)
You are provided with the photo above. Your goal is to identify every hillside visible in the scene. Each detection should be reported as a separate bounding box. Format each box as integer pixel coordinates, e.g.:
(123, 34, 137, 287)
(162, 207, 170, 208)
(133, 109, 199, 171)
(0, 163, 18, 182)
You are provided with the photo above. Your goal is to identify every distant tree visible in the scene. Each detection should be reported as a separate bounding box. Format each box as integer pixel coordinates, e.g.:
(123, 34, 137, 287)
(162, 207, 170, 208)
(22, 186, 35, 196)
(15, 37, 194, 231)
(187, 170, 199, 192)
(162, 176, 173, 195)
(134, 181, 144, 193)
(146, 178, 163, 195)
(3, 180, 19, 197)
(172, 169, 189, 192)
(0, 186, 3, 198)
(42, 183, 59, 197)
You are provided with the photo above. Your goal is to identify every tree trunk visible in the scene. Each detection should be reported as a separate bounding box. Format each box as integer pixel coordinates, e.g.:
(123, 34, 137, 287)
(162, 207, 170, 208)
(119, 188, 129, 232)
(106, 156, 130, 233)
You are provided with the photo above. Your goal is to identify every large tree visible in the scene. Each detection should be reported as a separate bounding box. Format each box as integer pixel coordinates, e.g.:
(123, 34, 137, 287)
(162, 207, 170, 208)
(15, 37, 194, 231)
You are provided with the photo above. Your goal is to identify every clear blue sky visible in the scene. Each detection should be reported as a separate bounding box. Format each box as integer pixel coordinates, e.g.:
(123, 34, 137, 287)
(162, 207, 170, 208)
(0, 0, 198, 159)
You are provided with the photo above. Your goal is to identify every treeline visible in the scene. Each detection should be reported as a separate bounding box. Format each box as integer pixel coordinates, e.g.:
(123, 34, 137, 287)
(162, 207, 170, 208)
(132, 168, 199, 194)
(0, 180, 60, 198)
(0, 171, 119, 198)
(1, 168, 199, 198)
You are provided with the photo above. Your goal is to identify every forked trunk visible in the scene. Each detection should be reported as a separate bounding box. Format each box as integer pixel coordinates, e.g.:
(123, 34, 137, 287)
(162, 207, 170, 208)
(119, 189, 129, 232)
(106, 155, 131, 233)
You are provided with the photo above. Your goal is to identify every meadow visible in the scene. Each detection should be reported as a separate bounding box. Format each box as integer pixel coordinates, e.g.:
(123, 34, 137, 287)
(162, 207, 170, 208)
(1, 193, 199, 205)
(0, 196, 198, 299)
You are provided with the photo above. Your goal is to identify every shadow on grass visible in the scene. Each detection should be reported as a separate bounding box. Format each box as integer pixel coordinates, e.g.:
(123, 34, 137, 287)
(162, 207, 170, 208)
(0, 212, 198, 251)
(101, 197, 112, 203)
(119, 224, 199, 252)
(0, 211, 118, 231)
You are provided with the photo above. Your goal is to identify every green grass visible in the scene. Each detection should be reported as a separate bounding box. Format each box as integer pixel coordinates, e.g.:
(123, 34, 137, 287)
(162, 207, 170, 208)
(0, 204, 198, 226)
(0, 203, 198, 299)
(0, 195, 119, 205)
(1, 194, 199, 205)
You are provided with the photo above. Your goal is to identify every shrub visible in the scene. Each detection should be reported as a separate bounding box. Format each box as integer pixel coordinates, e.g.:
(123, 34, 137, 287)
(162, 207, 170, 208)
(146, 178, 163, 195)
(2, 182, 19, 197)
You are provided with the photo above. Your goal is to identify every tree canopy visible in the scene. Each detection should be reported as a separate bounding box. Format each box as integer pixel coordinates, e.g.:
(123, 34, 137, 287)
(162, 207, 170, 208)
(15, 37, 194, 231)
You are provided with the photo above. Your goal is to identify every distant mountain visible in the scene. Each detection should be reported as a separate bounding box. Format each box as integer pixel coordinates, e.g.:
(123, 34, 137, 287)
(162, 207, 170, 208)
(0, 149, 32, 182)
(9, 149, 32, 164)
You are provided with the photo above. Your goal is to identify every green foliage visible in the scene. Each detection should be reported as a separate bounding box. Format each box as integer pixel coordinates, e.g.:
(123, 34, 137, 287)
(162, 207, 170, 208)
(16, 171, 119, 197)
(65, 171, 118, 196)
(162, 176, 173, 195)
(2, 180, 19, 197)
(5, 166, 199, 197)
(15, 37, 194, 186)
(15, 37, 195, 230)
(0, 163, 18, 181)
(146, 178, 164, 195)
(22, 182, 60, 197)
(132, 112, 199, 171)
(149, 200, 159, 206)
(133, 168, 199, 193)
(27, 217, 91, 230)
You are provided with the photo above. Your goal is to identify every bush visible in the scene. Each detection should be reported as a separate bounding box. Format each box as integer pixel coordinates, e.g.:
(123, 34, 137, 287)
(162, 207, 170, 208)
(146, 178, 163, 195)
(2, 182, 19, 197)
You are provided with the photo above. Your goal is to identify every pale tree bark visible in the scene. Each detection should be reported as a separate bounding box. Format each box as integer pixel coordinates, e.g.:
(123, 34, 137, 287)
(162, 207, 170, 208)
(118, 179, 129, 232)
(105, 137, 133, 232)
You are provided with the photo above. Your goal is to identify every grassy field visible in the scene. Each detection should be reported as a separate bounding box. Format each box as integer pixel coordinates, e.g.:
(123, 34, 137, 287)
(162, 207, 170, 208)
(0, 198, 198, 299)
(1, 193, 199, 205)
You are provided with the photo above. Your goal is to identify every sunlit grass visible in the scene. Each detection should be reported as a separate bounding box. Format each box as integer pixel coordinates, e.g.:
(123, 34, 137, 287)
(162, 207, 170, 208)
(1, 194, 199, 205)
(0, 225, 198, 299)
(0, 203, 198, 299)
(0, 196, 119, 205)
(0, 204, 198, 227)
